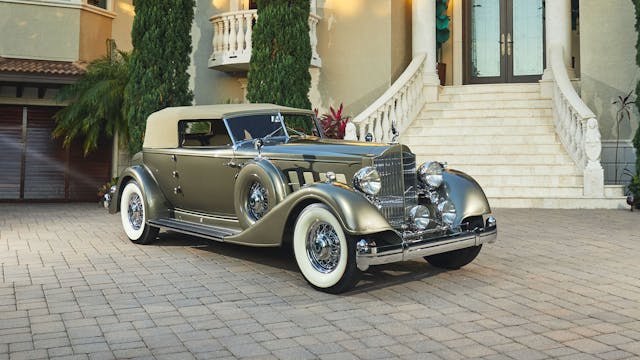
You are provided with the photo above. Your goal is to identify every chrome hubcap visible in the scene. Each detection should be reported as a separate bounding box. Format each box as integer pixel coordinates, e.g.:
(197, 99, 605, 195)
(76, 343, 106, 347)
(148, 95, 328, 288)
(306, 221, 341, 273)
(127, 193, 143, 230)
(247, 181, 269, 220)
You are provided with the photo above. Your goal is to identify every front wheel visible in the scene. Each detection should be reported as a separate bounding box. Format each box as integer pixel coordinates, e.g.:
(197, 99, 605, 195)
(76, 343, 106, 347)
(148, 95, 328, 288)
(424, 245, 482, 270)
(120, 181, 159, 245)
(293, 204, 360, 294)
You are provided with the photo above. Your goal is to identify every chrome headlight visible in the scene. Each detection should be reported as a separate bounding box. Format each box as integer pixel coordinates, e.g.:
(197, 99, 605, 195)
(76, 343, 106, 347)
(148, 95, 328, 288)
(353, 167, 381, 195)
(409, 205, 430, 230)
(438, 200, 457, 226)
(418, 161, 444, 189)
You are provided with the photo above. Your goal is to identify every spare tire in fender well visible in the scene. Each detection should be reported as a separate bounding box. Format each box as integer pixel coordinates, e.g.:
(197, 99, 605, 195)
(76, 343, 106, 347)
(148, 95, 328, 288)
(234, 159, 289, 229)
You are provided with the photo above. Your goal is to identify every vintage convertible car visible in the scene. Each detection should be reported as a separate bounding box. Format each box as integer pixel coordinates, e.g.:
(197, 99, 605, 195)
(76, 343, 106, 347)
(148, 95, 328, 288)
(107, 104, 497, 293)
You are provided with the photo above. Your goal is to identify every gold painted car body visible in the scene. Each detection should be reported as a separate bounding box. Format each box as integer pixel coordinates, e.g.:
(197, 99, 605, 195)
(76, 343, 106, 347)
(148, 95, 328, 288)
(109, 104, 497, 272)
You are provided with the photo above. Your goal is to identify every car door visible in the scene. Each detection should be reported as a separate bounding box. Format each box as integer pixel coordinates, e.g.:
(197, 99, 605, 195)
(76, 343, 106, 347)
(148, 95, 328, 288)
(172, 119, 237, 216)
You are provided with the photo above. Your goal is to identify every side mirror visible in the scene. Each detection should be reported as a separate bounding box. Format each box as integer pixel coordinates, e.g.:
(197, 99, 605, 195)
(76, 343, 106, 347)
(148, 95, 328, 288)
(254, 138, 264, 158)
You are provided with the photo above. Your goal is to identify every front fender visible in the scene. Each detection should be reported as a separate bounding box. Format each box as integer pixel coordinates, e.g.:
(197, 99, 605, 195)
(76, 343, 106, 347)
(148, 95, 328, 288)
(443, 169, 492, 223)
(224, 182, 394, 246)
(109, 165, 171, 221)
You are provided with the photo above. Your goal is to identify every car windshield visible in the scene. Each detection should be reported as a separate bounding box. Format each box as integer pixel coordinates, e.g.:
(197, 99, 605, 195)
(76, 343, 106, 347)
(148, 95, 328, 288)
(226, 113, 320, 144)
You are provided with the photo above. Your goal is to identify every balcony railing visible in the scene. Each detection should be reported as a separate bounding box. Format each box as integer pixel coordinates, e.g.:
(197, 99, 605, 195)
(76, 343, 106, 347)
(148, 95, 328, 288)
(209, 10, 321, 72)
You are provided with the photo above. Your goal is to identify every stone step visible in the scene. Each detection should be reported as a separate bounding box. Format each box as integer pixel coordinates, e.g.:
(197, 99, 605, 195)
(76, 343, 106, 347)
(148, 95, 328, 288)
(605, 185, 626, 197)
(409, 143, 567, 155)
(446, 164, 581, 176)
(415, 153, 575, 166)
(409, 125, 557, 136)
(426, 99, 553, 111)
(415, 116, 553, 127)
(420, 108, 553, 118)
(441, 83, 541, 94)
(473, 175, 583, 188)
(402, 134, 559, 145)
(482, 186, 585, 198)
(438, 91, 545, 102)
(489, 196, 627, 209)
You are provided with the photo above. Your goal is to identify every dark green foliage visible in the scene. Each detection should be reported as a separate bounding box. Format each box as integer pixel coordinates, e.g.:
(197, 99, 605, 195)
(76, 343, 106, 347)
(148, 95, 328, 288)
(53, 52, 130, 156)
(436, 0, 450, 47)
(634, 0, 640, 172)
(631, 0, 640, 201)
(124, 0, 195, 154)
(247, 0, 312, 110)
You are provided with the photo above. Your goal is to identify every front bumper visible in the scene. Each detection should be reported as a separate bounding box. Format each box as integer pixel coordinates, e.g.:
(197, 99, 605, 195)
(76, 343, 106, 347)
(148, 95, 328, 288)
(355, 217, 497, 271)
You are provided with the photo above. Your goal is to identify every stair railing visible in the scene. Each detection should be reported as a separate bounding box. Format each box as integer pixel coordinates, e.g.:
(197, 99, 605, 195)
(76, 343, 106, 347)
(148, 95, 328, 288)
(549, 45, 604, 196)
(344, 54, 426, 142)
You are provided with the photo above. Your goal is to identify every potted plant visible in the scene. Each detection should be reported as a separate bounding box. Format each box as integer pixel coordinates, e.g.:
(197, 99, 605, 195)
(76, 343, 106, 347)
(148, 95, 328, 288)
(436, 0, 450, 86)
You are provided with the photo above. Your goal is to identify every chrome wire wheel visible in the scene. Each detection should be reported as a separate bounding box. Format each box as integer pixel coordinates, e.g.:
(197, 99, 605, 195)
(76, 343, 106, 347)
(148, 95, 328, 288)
(305, 221, 341, 273)
(127, 193, 144, 231)
(293, 204, 360, 293)
(247, 181, 269, 220)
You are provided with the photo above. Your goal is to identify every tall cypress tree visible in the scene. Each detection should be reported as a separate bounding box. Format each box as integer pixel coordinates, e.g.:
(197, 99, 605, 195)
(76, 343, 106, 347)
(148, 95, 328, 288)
(247, 0, 312, 109)
(634, 0, 640, 171)
(125, 0, 195, 154)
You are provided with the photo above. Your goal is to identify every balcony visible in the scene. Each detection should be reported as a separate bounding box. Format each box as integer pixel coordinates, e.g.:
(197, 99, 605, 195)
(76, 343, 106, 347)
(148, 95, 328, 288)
(208, 9, 321, 72)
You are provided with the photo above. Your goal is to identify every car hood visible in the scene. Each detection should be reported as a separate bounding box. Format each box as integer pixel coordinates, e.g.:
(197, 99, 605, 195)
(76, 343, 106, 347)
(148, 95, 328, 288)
(235, 137, 406, 162)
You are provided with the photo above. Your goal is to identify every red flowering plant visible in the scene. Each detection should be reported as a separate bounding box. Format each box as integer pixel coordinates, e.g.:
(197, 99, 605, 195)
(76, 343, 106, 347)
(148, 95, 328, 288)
(97, 177, 118, 205)
(316, 103, 350, 139)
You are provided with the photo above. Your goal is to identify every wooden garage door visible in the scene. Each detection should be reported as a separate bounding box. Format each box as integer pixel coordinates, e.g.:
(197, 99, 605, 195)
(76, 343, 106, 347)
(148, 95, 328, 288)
(0, 105, 112, 202)
(0, 106, 23, 199)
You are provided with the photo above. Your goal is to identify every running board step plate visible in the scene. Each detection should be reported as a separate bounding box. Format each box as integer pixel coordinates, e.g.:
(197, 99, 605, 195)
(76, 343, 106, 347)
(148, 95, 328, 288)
(148, 218, 241, 241)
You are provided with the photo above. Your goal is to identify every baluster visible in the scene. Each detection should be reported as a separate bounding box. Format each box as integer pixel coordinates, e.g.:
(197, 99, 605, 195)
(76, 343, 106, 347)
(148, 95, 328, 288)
(228, 15, 237, 52)
(223, 18, 230, 51)
(214, 21, 222, 52)
(245, 13, 254, 54)
(211, 20, 219, 53)
(374, 111, 384, 142)
(236, 15, 245, 51)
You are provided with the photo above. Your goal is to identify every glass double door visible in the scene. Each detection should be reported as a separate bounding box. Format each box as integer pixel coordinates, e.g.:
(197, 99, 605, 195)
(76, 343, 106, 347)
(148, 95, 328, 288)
(465, 0, 544, 84)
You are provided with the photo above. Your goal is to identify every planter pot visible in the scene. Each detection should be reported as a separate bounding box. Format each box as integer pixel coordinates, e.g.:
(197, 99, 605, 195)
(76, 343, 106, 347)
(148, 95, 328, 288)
(437, 62, 446, 86)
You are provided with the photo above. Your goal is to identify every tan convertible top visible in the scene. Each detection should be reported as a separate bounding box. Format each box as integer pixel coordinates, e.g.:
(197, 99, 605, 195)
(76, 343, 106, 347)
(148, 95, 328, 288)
(143, 104, 313, 149)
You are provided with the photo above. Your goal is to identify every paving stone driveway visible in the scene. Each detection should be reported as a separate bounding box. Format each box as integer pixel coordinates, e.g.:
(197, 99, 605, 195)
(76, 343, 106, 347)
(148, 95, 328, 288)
(1, 204, 639, 360)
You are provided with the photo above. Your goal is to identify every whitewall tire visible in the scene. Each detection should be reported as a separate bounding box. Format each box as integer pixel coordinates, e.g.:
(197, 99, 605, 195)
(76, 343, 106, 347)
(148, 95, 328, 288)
(293, 204, 360, 293)
(120, 181, 159, 244)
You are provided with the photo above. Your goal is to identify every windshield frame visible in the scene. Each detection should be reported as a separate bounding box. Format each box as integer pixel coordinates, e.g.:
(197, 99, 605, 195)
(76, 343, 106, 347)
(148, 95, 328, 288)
(223, 112, 322, 148)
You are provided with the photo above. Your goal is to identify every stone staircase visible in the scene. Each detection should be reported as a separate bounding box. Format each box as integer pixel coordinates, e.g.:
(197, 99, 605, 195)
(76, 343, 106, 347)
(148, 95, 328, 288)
(400, 83, 625, 209)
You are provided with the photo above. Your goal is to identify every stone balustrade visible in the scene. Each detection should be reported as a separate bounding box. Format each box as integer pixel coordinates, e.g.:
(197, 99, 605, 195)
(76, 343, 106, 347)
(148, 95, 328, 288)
(209, 10, 321, 71)
(344, 54, 426, 142)
(549, 45, 604, 196)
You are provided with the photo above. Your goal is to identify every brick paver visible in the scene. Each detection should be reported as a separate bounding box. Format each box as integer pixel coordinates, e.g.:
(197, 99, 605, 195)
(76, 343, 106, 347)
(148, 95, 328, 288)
(1, 204, 639, 359)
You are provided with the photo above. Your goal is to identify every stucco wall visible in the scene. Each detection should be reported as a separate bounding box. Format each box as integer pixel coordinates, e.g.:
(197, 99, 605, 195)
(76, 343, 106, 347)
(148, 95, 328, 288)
(313, 0, 411, 116)
(580, 0, 639, 143)
(112, 0, 134, 51)
(189, 0, 244, 105)
(79, 9, 112, 61)
(0, 2, 80, 61)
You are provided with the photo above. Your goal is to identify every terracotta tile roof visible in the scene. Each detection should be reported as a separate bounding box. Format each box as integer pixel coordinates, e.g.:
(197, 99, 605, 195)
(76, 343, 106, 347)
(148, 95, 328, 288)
(0, 57, 86, 76)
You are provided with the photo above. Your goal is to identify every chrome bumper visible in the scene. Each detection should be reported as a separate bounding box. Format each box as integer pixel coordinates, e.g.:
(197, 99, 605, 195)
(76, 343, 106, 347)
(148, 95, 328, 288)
(355, 220, 497, 271)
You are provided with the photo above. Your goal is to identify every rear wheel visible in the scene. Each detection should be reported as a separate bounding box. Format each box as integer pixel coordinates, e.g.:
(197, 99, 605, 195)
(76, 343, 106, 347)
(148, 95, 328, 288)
(293, 204, 360, 294)
(120, 181, 159, 245)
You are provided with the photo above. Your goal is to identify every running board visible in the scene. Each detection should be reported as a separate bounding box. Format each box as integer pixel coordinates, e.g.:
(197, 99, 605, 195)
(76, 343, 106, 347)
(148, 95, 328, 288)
(148, 218, 241, 241)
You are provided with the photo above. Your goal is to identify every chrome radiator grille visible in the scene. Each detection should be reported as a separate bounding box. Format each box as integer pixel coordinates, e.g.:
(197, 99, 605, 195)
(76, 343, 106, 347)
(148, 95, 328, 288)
(373, 149, 418, 229)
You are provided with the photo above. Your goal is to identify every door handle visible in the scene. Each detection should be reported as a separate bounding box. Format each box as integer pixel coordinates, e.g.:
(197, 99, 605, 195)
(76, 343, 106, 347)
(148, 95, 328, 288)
(507, 33, 512, 56)
(500, 33, 505, 56)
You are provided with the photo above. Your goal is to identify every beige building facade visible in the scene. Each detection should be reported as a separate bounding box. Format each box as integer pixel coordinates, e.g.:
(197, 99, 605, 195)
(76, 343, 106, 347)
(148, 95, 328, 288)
(0, 0, 133, 201)
(1, 0, 638, 207)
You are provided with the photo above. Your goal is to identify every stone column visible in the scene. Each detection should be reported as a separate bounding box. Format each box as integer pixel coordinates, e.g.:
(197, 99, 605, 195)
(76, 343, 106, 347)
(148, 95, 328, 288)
(542, 0, 574, 86)
(413, 0, 439, 101)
